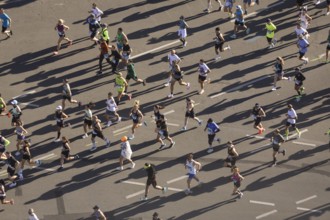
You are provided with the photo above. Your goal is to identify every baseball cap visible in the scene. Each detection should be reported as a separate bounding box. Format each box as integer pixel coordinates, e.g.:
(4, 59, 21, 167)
(56, 105, 62, 110)
(11, 100, 18, 105)
(236, 5, 242, 9)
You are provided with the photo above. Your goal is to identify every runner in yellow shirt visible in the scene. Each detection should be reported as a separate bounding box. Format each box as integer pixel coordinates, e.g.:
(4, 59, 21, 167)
(265, 18, 277, 49)
(0, 93, 8, 117)
(115, 72, 132, 105)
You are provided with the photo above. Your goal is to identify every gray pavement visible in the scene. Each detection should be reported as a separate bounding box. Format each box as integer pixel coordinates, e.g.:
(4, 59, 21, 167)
(0, 0, 329, 219)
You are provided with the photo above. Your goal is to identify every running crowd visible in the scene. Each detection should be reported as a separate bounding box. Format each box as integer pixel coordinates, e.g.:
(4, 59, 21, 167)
(0, 0, 330, 219)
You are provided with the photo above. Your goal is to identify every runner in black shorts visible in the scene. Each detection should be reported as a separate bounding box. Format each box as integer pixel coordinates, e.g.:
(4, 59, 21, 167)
(224, 141, 239, 168)
(19, 140, 41, 178)
(90, 115, 110, 151)
(181, 98, 202, 131)
(54, 105, 70, 142)
(293, 67, 306, 101)
(214, 27, 230, 61)
(0, 179, 14, 205)
(58, 136, 79, 171)
(5, 151, 20, 188)
(168, 63, 190, 98)
(270, 129, 286, 167)
(141, 163, 167, 201)
(156, 114, 175, 150)
(82, 103, 93, 138)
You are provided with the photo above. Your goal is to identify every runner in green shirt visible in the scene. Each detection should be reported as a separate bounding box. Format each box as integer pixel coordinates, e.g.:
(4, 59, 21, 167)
(265, 18, 277, 49)
(125, 59, 146, 93)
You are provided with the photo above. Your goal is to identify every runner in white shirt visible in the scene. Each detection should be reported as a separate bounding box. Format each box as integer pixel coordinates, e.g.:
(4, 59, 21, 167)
(105, 92, 121, 127)
(165, 50, 181, 87)
(28, 208, 39, 220)
(115, 136, 135, 171)
(197, 59, 211, 94)
(89, 3, 103, 22)
(185, 153, 202, 195)
(295, 23, 309, 39)
(284, 104, 301, 140)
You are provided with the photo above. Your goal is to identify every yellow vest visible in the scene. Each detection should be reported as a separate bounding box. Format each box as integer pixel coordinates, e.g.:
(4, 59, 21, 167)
(266, 23, 276, 38)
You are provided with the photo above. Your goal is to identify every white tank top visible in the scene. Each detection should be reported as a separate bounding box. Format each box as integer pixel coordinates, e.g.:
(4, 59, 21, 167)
(186, 160, 196, 175)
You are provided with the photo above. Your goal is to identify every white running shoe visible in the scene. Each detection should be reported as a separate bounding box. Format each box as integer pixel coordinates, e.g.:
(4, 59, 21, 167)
(90, 146, 97, 152)
(199, 89, 205, 94)
(207, 148, 214, 153)
(167, 94, 174, 98)
(53, 138, 61, 142)
(131, 162, 136, 169)
(116, 166, 123, 171)
(164, 82, 170, 87)
(246, 28, 250, 35)
(315, 0, 321, 5)
(180, 126, 187, 131)
(107, 121, 112, 127)
(186, 82, 191, 90)
(9, 182, 17, 188)
(117, 117, 122, 122)
(271, 86, 277, 91)
(82, 134, 88, 139)
(230, 34, 237, 39)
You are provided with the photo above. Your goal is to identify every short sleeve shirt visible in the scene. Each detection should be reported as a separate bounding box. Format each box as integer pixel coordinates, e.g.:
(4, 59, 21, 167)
(298, 39, 309, 53)
(0, 13, 10, 27)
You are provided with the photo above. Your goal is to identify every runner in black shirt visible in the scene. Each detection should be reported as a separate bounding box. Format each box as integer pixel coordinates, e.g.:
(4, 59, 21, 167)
(5, 151, 20, 188)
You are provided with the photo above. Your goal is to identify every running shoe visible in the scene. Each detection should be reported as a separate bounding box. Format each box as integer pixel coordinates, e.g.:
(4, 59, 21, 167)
(107, 121, 112, 127)
(117, 117, 122, 122)
(303, 58, 309, 65)
(131, 162, 136, 169)
(162, 186, 168, 194)
(258, 129, 262, 134)
(106, 141, 111, 148)
(199, 89, 205, 94)
(90, 146, 97, 151)
(230, 34, 237, 39)
(282, 149, 286, 156)
(186, 82, 191, 90)
(142, 80, 146, 86)
(167, 94, 174, 98)
(217, 138, 221, 144)
(82, 134, 88, 139)
(116, 166, 124, 171)
(127, 94, 132, 100)
(74, 155, 79, 159)
(244, 10, 248, 15)
(218, 6, 223, 11)
(53, 51, 59, 55)
(180, 126, 187, 131)
(198, 120, 203, 126)
(158, 144, 166, 150)
(9, 182, 17, 188)
(128, 135, 134, 140)
(183, 41, 187, 47)
(271, 86, 277, 91)
(53, 138, 61, 142)
(10, 30, 13, 35)
(10, 199, 14, 205)
(57, 166, 64, 171)
(185, 189, 192, 195)
(140, 196, 148, 201)
(164, 82, 170, 87)
(285, 135, 289, 141)
(315, 0, 321, 5)
(215, 55, 221, 61)
(36, 160, 42, 166)
(246, 28, 251, 35)
(6, 112, 11, 118)
(78, 101, 82, 107)
(227, 45, 231, 50)
(297, 131, 301, 139)
(327, 12, 330, 16)
(207, 148, 214, 154)
(204, 9, 210, 13)
(168, 142, 175, 149)
(239, 192, 244, 199)
(271, 162, 277, 167)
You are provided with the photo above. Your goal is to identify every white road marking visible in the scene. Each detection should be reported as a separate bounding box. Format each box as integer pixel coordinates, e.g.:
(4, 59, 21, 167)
(163, 110, 175, 115)
(292, 141, 316, 147)
(310, 53, 326, 62)
(113, 125, 132, 134)
(166, 175, 187, 184)
(249, 143, 272, 154)
(126, 190, 145, 199)
(12, 90, 37, 99)
(210, 75, 270, 98)
(288, 129, 308, 139)
(230, 12, 257, 23)
(295, 195, 317, 204)
(246, 134, 268, 140)
(167, 122, 180, 127)
(122, 180, 145, 186)
(131, 40, 180, 59)
(113, 131, 128, 136)
(256, 210, 278, 219)
(296, 207, 322, 213)
(250, 200, 275, 206)
(86, 142, 98, 146)
(20, 102, 40, 108)
(168, 187, 184, 192)
(35, 153, 56, 161)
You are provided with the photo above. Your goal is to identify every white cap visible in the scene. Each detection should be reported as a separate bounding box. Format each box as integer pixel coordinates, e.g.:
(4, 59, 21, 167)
(236, 5, 242, 9)
(56, 105, 62, 110)
(11, 100, 18, 105)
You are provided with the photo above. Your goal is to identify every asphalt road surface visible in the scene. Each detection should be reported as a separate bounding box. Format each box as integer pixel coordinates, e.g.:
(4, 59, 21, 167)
(0, 0, 329, 219)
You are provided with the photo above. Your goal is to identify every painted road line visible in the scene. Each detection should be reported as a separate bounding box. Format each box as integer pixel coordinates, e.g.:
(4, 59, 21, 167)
(166, 175, 187, 184)
(288, 129, 308, 139)
(168, 187, 184, 192)
(163, 110, 175, 115)
(0, 170, 7, 176)
(296, 207, 322, 213)
(126, 190, 145, 199)
(113, 125, 132, 134)
(113, 131, 128, 136)
(292, 141, 316, 147)
(86, 142, 98, 146)
(131, 40, 180, 59)
(249, 143, 272, 154)
(256, 210, 278, 219)
(122, 180, 145, 186)
(210, 75, 270, 98)
(35, 153, 56, 161)
(296, 195, 317, 204)
(20, 102, 40, 108)
(246, 134, 268, 140)
(12, 90, 37, 99)
(250, 200, 275, 206)
(167, 122, 180, 127)
(310, 53, 326, 62)
(230, 12, 256, 22)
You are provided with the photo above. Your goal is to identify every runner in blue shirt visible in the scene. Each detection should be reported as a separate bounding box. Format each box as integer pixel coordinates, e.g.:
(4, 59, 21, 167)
(0, 8, 13, 39)
(297, 34, 310, 65)
(230, 5, 250, 39)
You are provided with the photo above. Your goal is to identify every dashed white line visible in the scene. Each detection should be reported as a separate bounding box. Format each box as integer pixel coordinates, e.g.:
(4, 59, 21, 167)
(230, 12, 257, 22)
(167, 122, 180, 127)
(163, 110, 175, 115)
(113, 131, 128, 136)
(131, 40, 180, 59)
(296, 207, 322, 213)
(85, 142, 98, 146)
(35, 153, 56, 161)
(255, 210, 278, 219)
(292, 141, 316, 147)
(20, 102, 40, 108)
(113, 125, 132, 134)
(249, 143, 272, 154)
(288, 129, 308, 139)
(12, 90, 37, 99)
(246, 134, 268, 140)
(210, 75, 270, 98)
(126, 190, 145, 199)
(166, 175, 187, 184)
(250, 200, 275, 206)
(310, 53, 326, 62)
(296, 195, 317, 204)
(122, 180, 145, 186)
